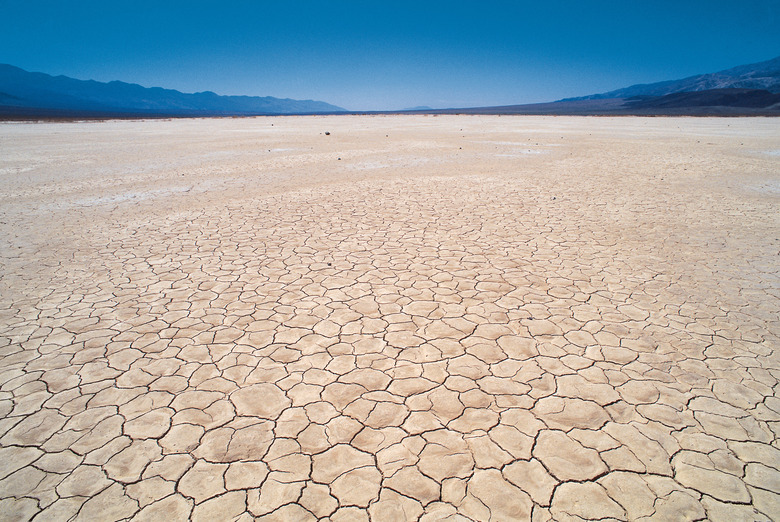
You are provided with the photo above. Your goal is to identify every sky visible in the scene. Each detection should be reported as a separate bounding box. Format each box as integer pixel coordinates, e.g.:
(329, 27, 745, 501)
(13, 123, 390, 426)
(1, 1, 779, 111)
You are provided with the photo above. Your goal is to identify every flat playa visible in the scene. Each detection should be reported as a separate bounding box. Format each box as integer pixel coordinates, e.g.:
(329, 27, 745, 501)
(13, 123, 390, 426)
(0, 115, 779, 520)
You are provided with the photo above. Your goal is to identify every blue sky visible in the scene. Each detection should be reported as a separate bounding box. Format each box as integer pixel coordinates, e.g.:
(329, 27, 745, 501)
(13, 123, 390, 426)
(2, 1, 778, 110)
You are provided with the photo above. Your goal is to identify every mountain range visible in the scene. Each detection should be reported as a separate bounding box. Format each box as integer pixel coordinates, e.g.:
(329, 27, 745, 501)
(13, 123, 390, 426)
(2, 56, 780, 119)
(419, 55, 780, 116)
(564, 55, 780, 101)
(0, 64, 345, 118)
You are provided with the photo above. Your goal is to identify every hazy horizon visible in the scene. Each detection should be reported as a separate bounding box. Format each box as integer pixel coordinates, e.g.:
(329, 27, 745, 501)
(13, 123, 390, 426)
(2, 0, 779, 111)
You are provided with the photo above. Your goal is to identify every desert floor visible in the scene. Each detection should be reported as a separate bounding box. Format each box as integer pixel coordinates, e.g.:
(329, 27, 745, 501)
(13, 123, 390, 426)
(0, 115, 778, 521)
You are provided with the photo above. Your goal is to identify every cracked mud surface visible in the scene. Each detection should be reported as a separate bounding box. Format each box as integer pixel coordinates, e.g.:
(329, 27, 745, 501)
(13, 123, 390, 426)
(0, 115, 778, 520)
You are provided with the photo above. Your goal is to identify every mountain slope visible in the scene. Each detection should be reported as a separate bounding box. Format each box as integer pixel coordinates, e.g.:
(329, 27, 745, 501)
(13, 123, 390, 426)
(413, 90, 780, 116)
(565, 55, 780, 101)
(0, 64, 346, 116)
(624, 88, 780, 110)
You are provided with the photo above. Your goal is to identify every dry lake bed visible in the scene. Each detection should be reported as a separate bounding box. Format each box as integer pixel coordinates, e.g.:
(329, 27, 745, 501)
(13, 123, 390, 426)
(0, 115, 779, 521)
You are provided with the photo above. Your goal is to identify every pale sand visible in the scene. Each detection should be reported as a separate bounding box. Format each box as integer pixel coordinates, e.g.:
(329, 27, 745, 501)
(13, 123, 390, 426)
(0, 115, 778, 520)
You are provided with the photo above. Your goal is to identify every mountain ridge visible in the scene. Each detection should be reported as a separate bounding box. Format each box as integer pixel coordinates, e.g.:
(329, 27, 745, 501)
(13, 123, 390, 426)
(563, 55, 780, 101)
(399, 57, 780, 115)
(0, 64, 346, 116)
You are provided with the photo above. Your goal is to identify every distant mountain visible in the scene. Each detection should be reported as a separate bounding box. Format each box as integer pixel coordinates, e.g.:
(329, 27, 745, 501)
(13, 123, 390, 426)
(624, 88, 780, 110)
(410, 88, 780, 116)
(565, 55, 780, 101)
(0, 64, 346, 118)
(395, 56, 780, 116)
